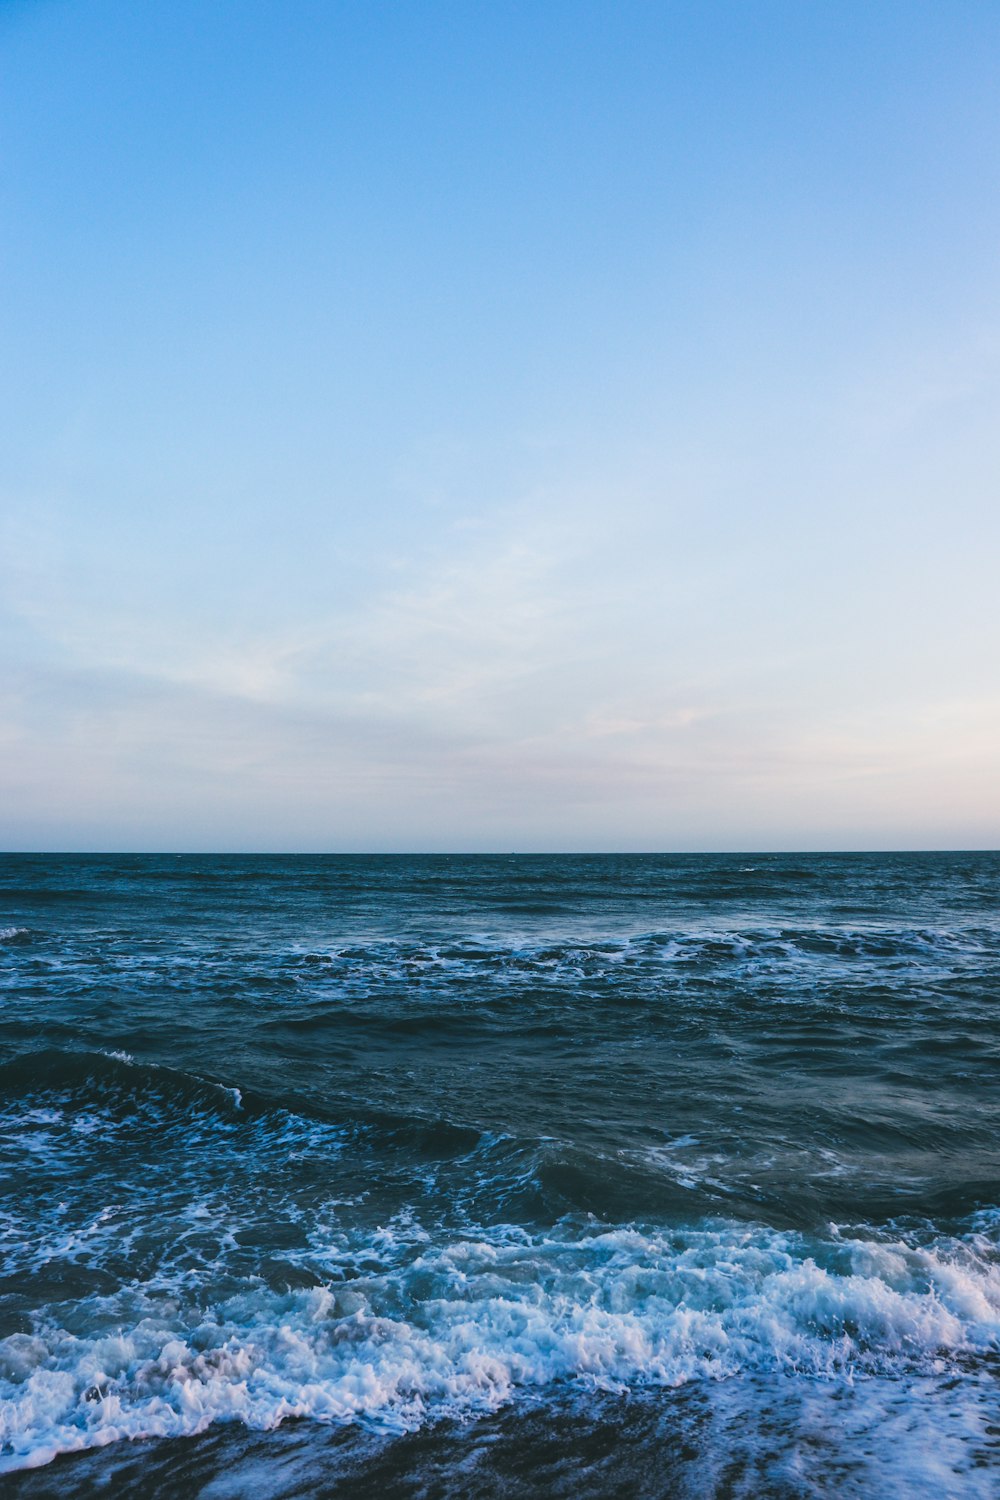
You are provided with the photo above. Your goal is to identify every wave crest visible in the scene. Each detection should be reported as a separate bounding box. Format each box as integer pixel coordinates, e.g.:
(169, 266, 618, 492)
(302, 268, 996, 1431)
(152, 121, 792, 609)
(2, 1218, 998, 1472)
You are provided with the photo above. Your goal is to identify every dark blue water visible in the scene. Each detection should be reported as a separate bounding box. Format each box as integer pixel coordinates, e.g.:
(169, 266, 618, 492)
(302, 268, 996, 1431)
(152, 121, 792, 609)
(1, 853, 998, 1496)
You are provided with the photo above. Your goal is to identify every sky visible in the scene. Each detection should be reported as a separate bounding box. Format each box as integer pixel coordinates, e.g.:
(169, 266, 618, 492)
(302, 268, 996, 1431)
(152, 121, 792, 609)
(1, 0, 999, 852)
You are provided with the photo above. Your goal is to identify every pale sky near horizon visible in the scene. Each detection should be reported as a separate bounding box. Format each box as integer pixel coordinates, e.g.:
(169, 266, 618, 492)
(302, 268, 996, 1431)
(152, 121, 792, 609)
(2, 0, 999, 851)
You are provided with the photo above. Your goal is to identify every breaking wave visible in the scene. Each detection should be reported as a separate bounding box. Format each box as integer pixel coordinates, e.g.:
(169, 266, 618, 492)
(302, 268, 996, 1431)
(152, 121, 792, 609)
(2, 1214, 999, 1472)
(1, 1054, 998, 1473)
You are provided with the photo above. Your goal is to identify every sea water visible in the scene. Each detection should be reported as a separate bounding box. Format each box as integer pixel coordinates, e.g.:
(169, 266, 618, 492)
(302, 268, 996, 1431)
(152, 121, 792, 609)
(0, 853, 997, 1496)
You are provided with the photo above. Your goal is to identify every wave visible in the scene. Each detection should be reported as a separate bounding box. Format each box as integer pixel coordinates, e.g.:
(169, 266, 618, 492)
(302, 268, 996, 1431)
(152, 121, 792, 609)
(0, 1048, 483, 1150)
(278, 923, 999, 983)
(0, 1048, 994, 1261)
(1, 1214, 998, 1473)
(0, 1049, 261, 1136)
(1, 1060, 1000, 1472)
(1, 1052, 999, 1473)
(5, 925, 996, 1037)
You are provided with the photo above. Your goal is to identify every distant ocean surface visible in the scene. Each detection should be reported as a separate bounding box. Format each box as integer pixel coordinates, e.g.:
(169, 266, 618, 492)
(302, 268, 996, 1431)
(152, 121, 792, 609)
(1, 852, 998, 1497)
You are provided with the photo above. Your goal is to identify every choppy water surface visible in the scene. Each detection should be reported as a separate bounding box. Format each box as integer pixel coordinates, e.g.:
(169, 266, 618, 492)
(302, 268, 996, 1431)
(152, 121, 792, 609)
(0, 852, 998, 1496)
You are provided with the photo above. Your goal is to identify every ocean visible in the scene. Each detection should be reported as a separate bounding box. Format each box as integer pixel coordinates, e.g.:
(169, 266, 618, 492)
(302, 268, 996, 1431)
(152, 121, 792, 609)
(0, 852, 997, 1496)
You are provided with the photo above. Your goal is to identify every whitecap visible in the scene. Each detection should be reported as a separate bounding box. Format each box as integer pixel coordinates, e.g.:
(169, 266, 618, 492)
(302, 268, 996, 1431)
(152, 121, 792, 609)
(1, 1217, 997, 1474)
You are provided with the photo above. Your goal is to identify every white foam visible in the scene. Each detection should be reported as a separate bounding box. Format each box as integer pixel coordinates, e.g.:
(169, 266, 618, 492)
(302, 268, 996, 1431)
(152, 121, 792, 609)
(1, 1219, 997, 1473)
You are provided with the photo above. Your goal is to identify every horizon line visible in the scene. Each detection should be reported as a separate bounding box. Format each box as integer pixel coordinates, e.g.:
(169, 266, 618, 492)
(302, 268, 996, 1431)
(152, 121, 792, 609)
(2, 848, 999, 859)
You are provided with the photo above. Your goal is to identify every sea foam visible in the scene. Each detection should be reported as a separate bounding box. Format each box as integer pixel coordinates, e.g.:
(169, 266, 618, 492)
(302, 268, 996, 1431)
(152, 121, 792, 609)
(2, 1218, 998, 1472)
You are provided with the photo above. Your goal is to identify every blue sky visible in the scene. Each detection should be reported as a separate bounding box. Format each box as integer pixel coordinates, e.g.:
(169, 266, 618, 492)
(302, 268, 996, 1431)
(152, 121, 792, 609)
(2, 0, 999, 850)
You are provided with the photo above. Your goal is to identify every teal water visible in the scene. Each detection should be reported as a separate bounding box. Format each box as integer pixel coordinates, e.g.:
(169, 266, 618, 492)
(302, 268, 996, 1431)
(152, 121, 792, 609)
(1, 853, 998, 1495)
